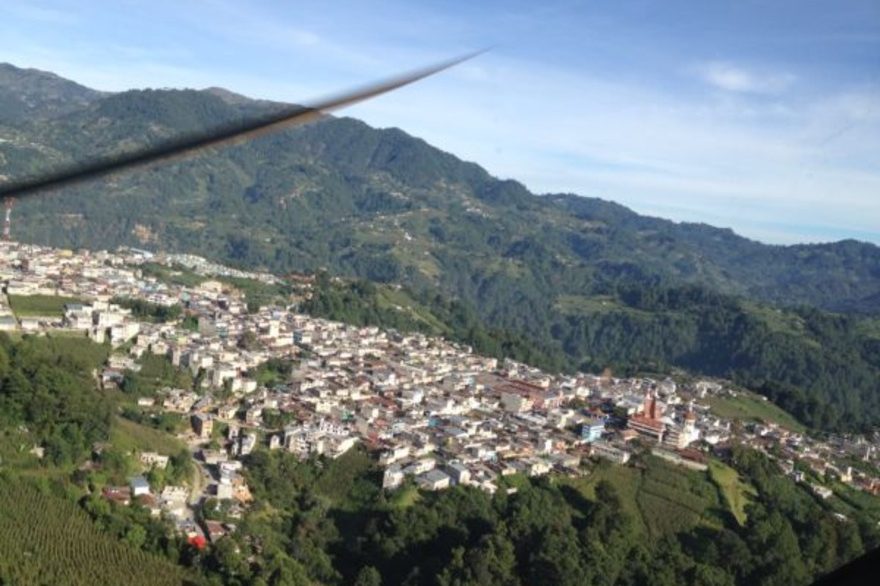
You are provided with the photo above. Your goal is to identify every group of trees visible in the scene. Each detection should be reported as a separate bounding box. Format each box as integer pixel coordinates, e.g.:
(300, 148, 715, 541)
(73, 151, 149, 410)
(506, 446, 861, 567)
(0, 334, 111, 466)
(178, 447, 876, 586)
(112, 296, 183, 322)
(302, 275, 568, 374)
(121, 353, 194, 397)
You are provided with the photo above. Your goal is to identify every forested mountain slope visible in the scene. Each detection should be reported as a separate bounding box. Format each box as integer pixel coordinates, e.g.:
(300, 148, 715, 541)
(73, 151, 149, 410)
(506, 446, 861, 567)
(1, 62, 878, 430)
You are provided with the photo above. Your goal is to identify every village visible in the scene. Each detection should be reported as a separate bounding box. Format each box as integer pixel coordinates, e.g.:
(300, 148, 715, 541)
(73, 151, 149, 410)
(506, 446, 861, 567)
(1, 240, 878, 545)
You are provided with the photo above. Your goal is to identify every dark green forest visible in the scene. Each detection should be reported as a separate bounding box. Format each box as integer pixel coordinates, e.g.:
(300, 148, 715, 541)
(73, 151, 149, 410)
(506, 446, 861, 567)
(125, 446, 880, 586)
(0, 334, 111, 466)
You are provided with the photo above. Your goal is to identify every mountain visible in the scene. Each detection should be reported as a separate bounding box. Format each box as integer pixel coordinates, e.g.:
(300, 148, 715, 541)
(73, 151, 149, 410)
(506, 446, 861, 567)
(0, 63, 104, 124)
(1, 62, 879, 430)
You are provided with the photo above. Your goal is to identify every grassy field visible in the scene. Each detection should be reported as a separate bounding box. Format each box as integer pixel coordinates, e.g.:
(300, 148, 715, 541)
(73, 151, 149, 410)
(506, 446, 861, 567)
(109, 416, 186, 456)
(312, 448, 380, 508)
(563, 462, 648, 533)
(708, 459, 757, 526)
(218, 275, 290, 310)
(0, 475, 187, 586)
(140, 262, 206, 288)
(827, 480, 880, 528)
(0, 428, 43, 470)
(377, 286, 450, 334)
(554, 294, 652, 318)
(561, 455, 727, 538)
(857, 317, 880, 341)
(389, 484, 421, 509)
(8, 294, 84, 317)
(743, 302, 808, 337)
(705, 392, 806, 433)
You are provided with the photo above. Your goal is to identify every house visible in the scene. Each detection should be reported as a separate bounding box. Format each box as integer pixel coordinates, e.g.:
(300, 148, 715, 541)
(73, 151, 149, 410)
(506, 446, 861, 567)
(447, 462, 471, 485)
(404, 458, 436, 476)
(581, 418, 605, 443)
(244, 405, 263, 424)
(379, 445, 410, 466)
(130, 475, 151, 497)
(217, 404, 238, 420)
(500, 392, 534, 414)
(811, 484, 833, 500)
(523, 458, 551, 477)
(139, 451, 169, 470)
(382, 466, 404, 489)
(102, 486, 132, 505)
(192, 414, 213, 439)
(238, 433, 257, 456)
(203, 520, 228, 543)
(216, 482, 235, 500)
(201, 449, 228, 466)
(161, 485, 189, 507)
(591, 441, 631, 465)
(417, 469, 451, 491)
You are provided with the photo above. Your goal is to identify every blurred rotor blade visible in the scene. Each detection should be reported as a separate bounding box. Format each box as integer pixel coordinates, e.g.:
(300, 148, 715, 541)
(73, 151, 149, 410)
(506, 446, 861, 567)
(0, 50, 484, 200)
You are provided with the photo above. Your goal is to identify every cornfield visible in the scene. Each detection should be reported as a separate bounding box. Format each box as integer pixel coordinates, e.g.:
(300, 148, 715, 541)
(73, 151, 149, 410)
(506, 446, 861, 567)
(0, 477, 188, 585)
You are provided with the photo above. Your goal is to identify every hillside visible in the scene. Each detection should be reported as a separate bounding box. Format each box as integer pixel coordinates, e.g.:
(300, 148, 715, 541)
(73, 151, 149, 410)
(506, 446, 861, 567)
(0, 63, 104, 126)
(1, 63, 879, 430)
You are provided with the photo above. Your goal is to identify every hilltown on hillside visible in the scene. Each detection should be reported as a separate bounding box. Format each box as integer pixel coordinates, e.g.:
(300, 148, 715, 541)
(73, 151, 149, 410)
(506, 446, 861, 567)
(1, 240, 878, 544)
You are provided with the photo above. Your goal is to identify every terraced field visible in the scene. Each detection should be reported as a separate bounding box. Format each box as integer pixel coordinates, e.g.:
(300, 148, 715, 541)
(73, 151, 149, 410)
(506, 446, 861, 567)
(706, 392, 806, 433)
(0, 475, 188, 586)
(708, 459, 757, 526)
(562, 455, 729, 538)
(8, 294, 84, 317)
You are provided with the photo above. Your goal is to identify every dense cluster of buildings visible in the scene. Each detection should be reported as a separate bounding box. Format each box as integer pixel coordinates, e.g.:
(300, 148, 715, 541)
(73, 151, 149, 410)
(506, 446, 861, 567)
(1, 240, 878, 538)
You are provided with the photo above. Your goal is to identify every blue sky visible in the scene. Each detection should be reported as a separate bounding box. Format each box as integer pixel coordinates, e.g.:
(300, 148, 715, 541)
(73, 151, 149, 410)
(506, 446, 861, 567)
(1, 0, 878, 244)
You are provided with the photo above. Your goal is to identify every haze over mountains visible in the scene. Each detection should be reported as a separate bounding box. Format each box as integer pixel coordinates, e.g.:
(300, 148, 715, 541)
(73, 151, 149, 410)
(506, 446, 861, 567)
(1, 62, 879, 430)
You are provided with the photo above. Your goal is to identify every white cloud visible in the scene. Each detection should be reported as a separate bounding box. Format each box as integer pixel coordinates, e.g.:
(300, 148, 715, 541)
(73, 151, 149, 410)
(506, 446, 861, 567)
(347, 55, 879, 243)
(696, 62, 796, 94)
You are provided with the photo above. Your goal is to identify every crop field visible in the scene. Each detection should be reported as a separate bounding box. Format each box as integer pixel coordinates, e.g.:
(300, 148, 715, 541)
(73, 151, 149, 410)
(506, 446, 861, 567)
(635, 456, 725, 536)
(708, 459, 756, 526)
(110, 416, 186, 455)
(562, 455, 727, 538)
(8, 294, 84, 317)
(140, 262, 205, 288)
(706, 392, 806, 433)
(0, 476, 188, 586)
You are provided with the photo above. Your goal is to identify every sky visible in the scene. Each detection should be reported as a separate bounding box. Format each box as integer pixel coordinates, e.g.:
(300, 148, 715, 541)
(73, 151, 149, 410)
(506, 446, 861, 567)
(1, 0, 879, 245)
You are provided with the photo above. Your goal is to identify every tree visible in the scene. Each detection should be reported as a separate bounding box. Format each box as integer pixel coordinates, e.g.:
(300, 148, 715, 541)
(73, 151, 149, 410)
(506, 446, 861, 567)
(238, 330, 260, 351)
(354, 566, 382, 586)
(124, 524, 147, 549)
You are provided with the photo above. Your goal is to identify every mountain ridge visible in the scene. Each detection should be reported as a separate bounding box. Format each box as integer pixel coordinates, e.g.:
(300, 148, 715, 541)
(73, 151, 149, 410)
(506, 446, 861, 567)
(1, 63, 879, 430)
(0, 61, 877, 316)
